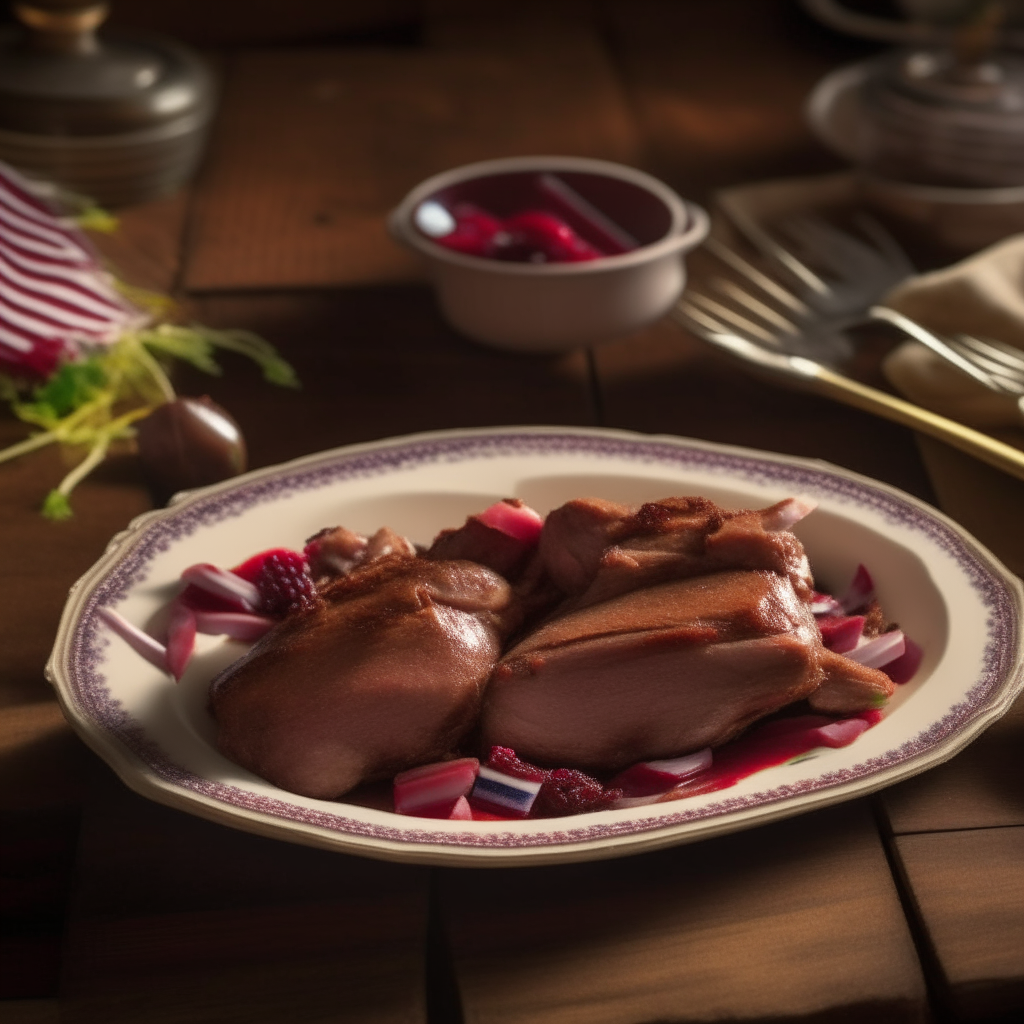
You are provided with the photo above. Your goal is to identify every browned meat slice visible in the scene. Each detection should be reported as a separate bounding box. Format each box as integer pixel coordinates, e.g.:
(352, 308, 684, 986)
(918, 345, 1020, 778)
(210, 555, 517, 799)
(480, 569, 831, 773)
(539, 495, 815, 613)
(426, 499, 538, 580)
(810, 650, 895, 713)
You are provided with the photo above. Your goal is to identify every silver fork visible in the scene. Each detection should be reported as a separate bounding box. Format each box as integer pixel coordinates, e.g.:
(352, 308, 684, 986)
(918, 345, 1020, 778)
(714, 203, 1024, 397)
(697, 231, 1013, 395)
(675, 245, 1024, 483)
(945, 333, 1024, 397)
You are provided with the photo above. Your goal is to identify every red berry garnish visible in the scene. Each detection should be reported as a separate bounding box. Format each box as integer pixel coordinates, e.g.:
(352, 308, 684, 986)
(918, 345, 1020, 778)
(533, 768, 621, 817)
(485, 746, 547, 782)
(250, 550, 321, 617)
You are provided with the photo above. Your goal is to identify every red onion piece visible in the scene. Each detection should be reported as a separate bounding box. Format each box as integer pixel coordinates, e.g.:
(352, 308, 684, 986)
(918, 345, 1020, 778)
(180, 563, 260, 613)
(817, 614, 865, 653)
(840, 564, 875, 613)
(535, 173, 639, 254)
(97, 607, 168, 672)
(165, 601, 196, 680)
(761, 497, 817, 532)
(193, 610, 276, 642)
(394, 757, 480, 818)
(846, 630, 906, 669)
(883, 636, 923, 684)
(810, 592, 843, 616)
(475, 500, 544, 544)
(0, 163, 146, 377)
(609, 748, 712, 798)
(448, 796, 473, 820)
(809, 718, 871, 748)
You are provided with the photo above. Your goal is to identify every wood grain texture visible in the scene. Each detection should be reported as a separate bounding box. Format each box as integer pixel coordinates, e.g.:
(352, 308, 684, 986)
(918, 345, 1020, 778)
(594, 318, 939, 500)
(61, 764, 431, 1024)
(182, 289, 595, 470)
(882, 692, 1024, 835)
(87, 191, 190, 295)
(182, 18, 639, 290)
(894, 827, 1024, 1022)
(593, 0, 873, 201)
(440, 801, 928, 1024)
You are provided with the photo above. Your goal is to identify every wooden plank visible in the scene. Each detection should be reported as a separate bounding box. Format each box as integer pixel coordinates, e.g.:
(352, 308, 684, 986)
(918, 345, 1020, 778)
(182, 289, 595, 470)
(894, 827, 1024, 1021)
(594, 319, 938, 501)
(182, 30, 639, 291)
(440, 802, 928, 1024)
(87, 191, 190, 295)
(0, 1000, 60, 1024)
(61, 763, 431, 1024)
(882, 691, 1024, 835)
(596, 0, 872, 202)
(0, 810, 79, 1001)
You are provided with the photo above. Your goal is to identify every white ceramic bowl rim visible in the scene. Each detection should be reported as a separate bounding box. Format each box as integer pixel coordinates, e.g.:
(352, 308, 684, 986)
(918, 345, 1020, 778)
(389, 155, 709, 275)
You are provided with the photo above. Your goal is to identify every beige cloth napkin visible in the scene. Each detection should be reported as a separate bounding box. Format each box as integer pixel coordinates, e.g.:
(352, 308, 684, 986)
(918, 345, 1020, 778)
(882, 236, 1024, 430)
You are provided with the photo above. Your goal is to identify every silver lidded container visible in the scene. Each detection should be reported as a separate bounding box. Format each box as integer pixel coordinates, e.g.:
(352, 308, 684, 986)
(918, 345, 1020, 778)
(0, 1, 215, 206)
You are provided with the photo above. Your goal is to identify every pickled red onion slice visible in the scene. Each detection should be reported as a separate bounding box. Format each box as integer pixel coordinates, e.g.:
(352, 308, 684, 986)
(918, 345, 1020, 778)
(846, 630, 906, 669)
(840, 564, 875, 613)
(610, 748, 712, 798)
(817, 614, 865, 653)
(98, 607, 167, 672)
(165, 601, 196, 680)
(394, 757, 479, 818)
(810, 592, 843, 616)
(475, 500, 544, 544)
(882, 636, 923, 684)
(194, 611, 276, 642)
(180, 563, 261, 613)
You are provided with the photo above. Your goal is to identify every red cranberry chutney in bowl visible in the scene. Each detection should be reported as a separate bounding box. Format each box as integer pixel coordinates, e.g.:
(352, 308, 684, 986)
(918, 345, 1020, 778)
(388, 156, 709, 353)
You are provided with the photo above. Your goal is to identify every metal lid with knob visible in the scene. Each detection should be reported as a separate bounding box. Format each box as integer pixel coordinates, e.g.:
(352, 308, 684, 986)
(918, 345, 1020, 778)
(0, 1, 216, 205)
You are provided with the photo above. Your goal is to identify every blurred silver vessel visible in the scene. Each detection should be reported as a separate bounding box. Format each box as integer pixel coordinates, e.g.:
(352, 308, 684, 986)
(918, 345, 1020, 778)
(0, 1, 215, 206)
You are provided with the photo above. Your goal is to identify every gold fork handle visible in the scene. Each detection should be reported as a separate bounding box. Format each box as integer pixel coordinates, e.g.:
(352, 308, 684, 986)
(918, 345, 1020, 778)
(811, 363, 1024, 482)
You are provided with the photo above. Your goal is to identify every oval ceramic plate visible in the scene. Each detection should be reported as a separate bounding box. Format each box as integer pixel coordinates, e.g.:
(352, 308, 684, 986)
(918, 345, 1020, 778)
(47, 427, 1024, 866)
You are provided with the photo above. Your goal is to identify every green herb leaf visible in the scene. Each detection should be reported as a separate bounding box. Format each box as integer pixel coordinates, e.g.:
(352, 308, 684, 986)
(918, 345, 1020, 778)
(139, 325, 223, 376)
(41, 490, 73, 520)
(199, 327, 300, 388)
(31, 359, 108, 418)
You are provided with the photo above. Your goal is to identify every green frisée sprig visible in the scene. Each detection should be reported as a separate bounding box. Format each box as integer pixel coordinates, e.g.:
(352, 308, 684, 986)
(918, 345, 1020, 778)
(0, 325, 298, 520)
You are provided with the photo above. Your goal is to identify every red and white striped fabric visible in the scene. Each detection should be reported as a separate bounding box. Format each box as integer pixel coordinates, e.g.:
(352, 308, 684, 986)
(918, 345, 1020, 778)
(0, 160, 146, 378)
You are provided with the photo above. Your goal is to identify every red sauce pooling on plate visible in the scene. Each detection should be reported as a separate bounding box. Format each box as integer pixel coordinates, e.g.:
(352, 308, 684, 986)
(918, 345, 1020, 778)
(662, 710, 883, 801)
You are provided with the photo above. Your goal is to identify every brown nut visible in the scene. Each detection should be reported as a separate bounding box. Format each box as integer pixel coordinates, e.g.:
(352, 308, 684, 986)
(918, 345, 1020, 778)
(136, 396, 247, 501)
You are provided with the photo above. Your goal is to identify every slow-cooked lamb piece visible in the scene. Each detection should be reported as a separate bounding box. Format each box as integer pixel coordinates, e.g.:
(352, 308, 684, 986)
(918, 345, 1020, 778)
(210, 548, 519, 800)
(479, 496, 894, 772)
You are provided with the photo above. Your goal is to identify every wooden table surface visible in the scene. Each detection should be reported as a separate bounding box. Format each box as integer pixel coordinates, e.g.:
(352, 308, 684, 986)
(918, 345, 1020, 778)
(3, 3, 1023, 1022)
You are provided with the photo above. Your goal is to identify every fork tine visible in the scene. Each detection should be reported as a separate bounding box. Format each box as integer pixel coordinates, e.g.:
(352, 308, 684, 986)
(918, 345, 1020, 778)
(703, 237, 810, 315)
(954, 334, 1024, 376)
(716, 198, 831, 297)
(944, 339, 1024, 394)
(685, 290, 785, 347)
(710, 278, 800, 336)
